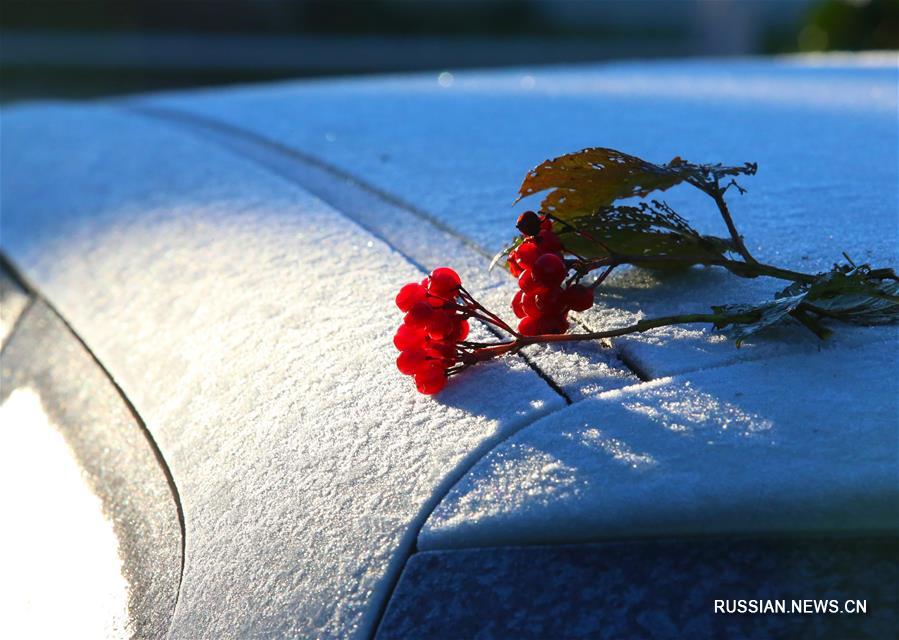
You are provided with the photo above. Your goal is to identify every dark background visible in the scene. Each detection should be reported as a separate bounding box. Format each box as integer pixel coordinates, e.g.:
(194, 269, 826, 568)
(2, 0, 897, 103)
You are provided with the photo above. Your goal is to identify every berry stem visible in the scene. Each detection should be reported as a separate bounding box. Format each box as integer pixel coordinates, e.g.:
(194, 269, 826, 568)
(470, 310, 741, 364)
(459, 286, 519, 336)
(576, 253, 817, 284)
(518, 312, 725, 343)
(590, 265, 616, 289)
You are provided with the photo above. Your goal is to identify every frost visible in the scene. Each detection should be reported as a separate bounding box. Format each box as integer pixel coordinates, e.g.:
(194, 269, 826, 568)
(0, 105, 563, 639)
(142, 57, 897, 377)
(421, 342, 898, 550)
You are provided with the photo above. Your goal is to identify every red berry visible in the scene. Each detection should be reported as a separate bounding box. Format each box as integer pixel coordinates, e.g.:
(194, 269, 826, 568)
(415, 363, 448, 395)
(565, 284, 594, 312)
(426, 310, 456, 340)
(518, 315, 542, 336)
(532, 253, 567, 287)
(426, 294, 446, 308)
(394, 324, 426, 351)
(404, 300, 433, 329)
(395, 282, 428, 312)
(396, 349, 427, 375)
(522, 291, 541, 318)
(507, 254, 523, 276)
(537, 229, 563, 254)
(511, 290, 526, 319)
(428, 267, 462, 298)
(535, 287, 565, 314)
(540, 216, 554, 231)
(515, 240, 541, 268)
(518, 269, 542, 293)
(451, 318, 470, 342)
(516, 211, 541, 237)
(426, 342, 457, 365)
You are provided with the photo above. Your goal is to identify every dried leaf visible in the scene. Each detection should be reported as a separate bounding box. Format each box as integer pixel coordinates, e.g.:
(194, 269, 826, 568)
(517, 148, 682, 219)
(517, 147, 756, 220)
(559, 201, 729, 264)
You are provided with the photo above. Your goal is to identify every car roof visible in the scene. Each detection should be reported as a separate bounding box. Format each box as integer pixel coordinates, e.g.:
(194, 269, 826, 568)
(2, 54, 897, 638)
(1, 101, 571, 638)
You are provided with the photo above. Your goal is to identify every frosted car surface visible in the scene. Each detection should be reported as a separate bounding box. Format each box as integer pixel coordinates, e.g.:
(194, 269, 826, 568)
(143, 56, 898, 376)
(420, 342, 898, 550)
(0, 105, 563, 638)
(1, 54, 896, 639)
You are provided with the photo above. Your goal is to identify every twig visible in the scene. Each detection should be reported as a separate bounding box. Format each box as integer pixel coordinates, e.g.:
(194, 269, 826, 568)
(710, 188, 757, 264)
(576, 253, 817, 284)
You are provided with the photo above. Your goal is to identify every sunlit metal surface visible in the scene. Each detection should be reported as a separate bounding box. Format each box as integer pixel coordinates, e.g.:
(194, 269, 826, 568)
(0, 387, 130, 639)
(0, 302, 181, 639)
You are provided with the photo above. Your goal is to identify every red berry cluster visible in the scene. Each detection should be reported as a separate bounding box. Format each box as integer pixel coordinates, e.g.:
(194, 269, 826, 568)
(508, 211, 594, 336)
(393, 267, 470, 395)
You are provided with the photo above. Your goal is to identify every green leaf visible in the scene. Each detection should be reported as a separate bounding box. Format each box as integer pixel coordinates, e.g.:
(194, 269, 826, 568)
(489, 239, 519, 272)
(561, 201, 728, 262)
(787, 265, 899, 325)
(516, 147, 756, 220)
(712, 294, 806, 346)
(713, 264, 899, 344)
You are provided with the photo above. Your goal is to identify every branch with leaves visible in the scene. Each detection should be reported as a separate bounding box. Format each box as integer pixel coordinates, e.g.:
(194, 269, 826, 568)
(394, 147, 898, 394)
